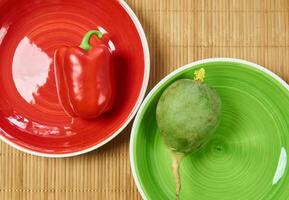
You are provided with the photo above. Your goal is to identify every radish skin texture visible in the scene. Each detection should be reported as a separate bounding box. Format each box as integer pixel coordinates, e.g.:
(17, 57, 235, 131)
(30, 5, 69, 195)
(156, 79, 221, 154)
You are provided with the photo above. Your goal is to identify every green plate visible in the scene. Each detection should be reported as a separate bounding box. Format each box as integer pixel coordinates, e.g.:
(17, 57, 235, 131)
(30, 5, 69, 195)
(130, 58, 289, 200)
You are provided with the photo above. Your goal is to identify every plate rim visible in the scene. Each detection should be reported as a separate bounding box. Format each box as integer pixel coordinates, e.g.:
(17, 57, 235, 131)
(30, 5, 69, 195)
(0, 0, 150, 158)
(129, 57, 289, 200)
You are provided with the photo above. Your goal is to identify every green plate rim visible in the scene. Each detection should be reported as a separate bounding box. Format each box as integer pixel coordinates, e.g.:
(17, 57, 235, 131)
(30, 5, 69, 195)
(129, 57, 289, 200)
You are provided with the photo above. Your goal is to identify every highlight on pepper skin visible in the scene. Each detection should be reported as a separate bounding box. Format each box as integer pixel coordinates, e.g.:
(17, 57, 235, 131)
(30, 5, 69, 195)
(53, 30, 116, 119)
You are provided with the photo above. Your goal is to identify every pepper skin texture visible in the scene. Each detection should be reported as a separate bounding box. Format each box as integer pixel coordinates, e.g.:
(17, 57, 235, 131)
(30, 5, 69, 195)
(54, 30, 115, 119)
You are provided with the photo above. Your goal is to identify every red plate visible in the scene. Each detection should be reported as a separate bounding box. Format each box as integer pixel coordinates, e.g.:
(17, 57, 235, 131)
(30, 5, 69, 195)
(0, 0, 150, 157)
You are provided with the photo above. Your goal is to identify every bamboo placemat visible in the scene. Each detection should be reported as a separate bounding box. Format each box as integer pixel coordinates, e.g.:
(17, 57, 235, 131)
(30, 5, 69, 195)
(0, 0, 288, 199)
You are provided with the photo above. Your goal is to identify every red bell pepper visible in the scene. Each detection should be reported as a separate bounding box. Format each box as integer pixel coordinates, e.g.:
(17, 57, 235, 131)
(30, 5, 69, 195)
(54, 30, 115, 119)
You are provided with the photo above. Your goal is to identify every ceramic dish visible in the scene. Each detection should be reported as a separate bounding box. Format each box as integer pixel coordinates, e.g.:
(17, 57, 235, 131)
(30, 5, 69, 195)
(0, 0, 149, 157)
(130, 58, 289, 200)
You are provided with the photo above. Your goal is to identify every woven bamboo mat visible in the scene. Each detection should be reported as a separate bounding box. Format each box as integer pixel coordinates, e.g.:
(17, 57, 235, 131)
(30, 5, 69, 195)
(1, 0, 288, 199)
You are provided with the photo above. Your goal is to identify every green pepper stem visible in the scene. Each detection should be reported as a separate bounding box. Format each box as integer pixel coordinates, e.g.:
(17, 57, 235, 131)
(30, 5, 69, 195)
(79, 30, 103, 51)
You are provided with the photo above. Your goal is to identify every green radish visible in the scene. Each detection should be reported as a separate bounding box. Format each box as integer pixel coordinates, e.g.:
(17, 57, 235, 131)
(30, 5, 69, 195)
(156, 68, 221, 200)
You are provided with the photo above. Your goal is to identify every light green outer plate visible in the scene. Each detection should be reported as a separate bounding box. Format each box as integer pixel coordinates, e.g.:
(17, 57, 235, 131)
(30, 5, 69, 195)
(130, 58, 289, 200)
